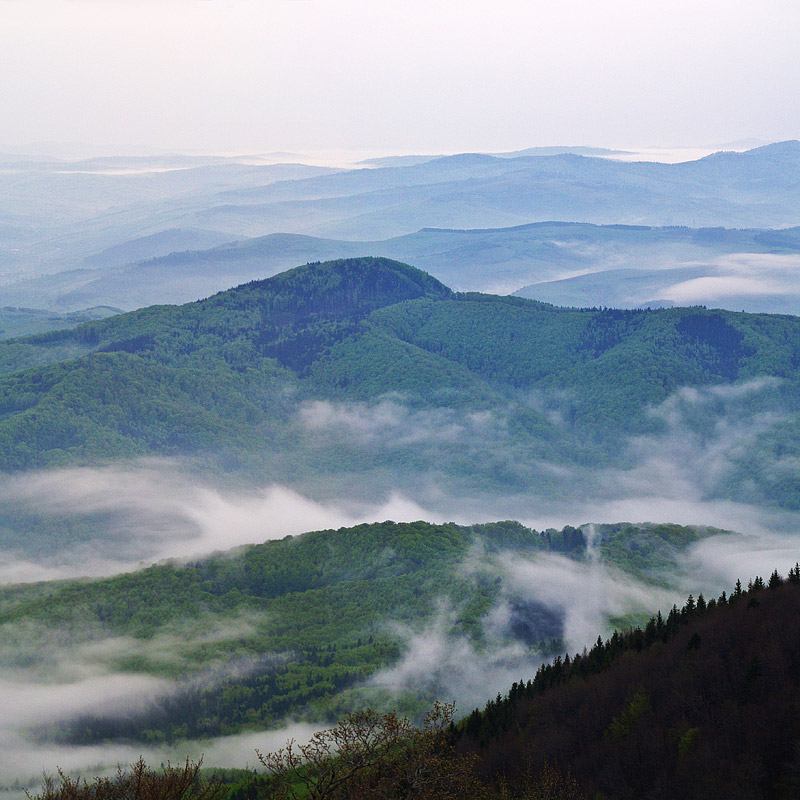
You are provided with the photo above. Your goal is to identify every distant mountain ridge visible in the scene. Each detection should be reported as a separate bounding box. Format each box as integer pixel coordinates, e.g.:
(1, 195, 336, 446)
(3, 140, 799, 287)
(196, 140, 800, 242)
(7, 221, 800, 313)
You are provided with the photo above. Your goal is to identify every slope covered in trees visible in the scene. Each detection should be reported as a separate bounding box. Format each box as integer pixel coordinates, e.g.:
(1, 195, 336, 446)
(457, 567, 800, 799)
(0, 519, 716, 745)
(0, 258, 799, 507)
(27, 568, 800, 800)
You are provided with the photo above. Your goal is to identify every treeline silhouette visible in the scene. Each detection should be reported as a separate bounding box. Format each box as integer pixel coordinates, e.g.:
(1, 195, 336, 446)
(456, 564, 800, 799)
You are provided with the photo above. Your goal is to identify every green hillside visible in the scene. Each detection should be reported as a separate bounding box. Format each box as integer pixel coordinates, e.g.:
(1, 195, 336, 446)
(0, 306, 119, 340)
(1, 256, 799, 507)
(23, 561, 800, 800)
(0, 518, 718, 744)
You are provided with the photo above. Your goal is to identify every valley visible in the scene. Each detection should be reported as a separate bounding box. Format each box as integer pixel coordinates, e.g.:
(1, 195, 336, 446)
(1, 255, 799, 791)
(5, 2, 800, 794)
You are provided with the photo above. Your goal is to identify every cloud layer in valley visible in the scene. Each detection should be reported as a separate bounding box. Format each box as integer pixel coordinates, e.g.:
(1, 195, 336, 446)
(0, 461, 441, 582)
(659, 254, 800, 306)
(1, 377, 799, 787)
(1, 376, 798, 584)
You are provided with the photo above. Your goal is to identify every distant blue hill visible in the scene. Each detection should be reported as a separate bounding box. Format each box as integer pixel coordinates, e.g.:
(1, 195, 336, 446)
(5, 221, 800, 313)
(4, 141, 799, 287)
(195, 140, 800, 241)
(82, 227, 236, 266)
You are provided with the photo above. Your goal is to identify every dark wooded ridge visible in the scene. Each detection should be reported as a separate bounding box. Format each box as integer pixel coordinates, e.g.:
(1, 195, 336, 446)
(457, 565, 800, 799)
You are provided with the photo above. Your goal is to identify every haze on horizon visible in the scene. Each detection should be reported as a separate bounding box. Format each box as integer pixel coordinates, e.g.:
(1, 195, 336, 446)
(2, 0, 798, 158)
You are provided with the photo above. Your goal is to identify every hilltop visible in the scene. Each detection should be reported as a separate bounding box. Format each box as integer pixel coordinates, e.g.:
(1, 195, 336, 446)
(0, 256, 799, 514)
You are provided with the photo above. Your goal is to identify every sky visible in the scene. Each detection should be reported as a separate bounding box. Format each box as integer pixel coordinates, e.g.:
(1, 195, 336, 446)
(1, 0, 799, 156)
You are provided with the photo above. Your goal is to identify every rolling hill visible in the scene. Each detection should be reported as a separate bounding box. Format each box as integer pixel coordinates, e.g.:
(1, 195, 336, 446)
(1, 257, 799, 515)
(0, 518, 723, 746)
(6, 222, 800, 313)
(191, 141, 800, 240)
(3, 141, 800, 299)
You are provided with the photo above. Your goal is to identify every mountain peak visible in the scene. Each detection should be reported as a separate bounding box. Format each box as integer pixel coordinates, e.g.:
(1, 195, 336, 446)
(213, 256, 451, 322)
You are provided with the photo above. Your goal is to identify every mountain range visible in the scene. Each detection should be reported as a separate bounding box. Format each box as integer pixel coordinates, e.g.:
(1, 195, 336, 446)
(3, 141, 799, 297)
(4, 222, 800, 315)
(0, 256, 799, 570)
(3, 169, 800, 789)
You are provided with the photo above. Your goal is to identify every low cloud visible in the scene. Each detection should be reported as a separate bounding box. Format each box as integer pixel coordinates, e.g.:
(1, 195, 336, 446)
(0, 721, 321, 788)
(368, 549, 680, 715)
(0, 613, 321, 787)
(658, 253, 800, 307)
(0, 461, 441, 583)
(686, 530, 800, 590)
(494, 552, 676, 650)
(365, 514, 798, 720)
(1, 377, 799, 787)
(368, 604, 543, 712)
(660, 275, 785, 303)
(298, 398, 505, 446)
(2, 378, 794, 584)
(597, 377, 790, 507)
(714, 252, 800, 276)
(0, 673, 170, 732)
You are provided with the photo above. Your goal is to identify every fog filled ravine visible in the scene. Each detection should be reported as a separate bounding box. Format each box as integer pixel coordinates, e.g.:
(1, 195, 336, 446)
(0, 248, 798, 789)
(6, 0, 800, 791)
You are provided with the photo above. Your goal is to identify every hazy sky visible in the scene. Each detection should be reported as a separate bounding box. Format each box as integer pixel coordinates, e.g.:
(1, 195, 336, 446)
(2, 0, 799, 156)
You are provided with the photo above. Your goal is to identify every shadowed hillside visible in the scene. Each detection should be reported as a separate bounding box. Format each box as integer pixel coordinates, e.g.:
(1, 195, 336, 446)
(457, 569, 800, 799)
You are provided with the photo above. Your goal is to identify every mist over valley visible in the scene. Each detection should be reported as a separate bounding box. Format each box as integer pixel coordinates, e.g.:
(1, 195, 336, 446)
(1, 249, 800, 788)
(4, 0, 800, 793)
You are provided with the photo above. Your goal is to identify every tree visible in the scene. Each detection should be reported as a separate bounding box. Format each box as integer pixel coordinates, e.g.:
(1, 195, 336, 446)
(494, 762, 586, 800)
(696, 594, 706, 613)
(522, 763, 585, 800)
(257, 708, 411, 800)
(28, 758, 224, 800)
(256, 703, 485, 800)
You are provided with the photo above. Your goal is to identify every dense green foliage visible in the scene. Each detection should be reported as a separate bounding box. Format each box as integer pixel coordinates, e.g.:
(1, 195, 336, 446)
(0, 519, 715, 744)
(0, 306, 119, 341)
(28, 568, 800, 800)
(590, 522, 722, 584)
(1, 257, 799, 507)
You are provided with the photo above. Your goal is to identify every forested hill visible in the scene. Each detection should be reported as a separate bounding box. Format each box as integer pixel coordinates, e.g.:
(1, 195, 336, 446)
(457, 569, 800, 799)
(0, 519, 715, 744)
(1, 256, 800, 509)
